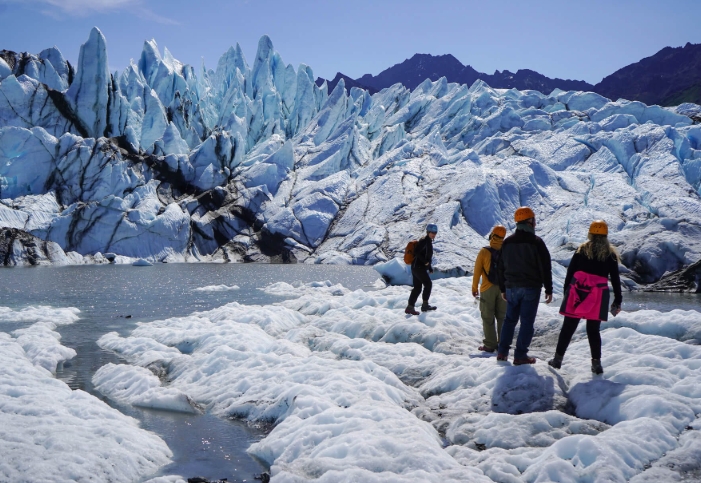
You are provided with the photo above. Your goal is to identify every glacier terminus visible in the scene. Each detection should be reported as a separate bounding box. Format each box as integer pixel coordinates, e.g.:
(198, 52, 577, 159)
(1, 28, 701, 289)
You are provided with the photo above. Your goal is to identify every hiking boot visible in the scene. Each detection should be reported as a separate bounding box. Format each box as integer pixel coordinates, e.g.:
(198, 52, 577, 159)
(405, 305, 419, 316)
(591, 359, 604, 375)
(478, 345, 496, 353)
(513, 356, 536, 365)
(496, 353, 508, 362)
(548, 353, 563, 369)
(421, 303, 437, 312)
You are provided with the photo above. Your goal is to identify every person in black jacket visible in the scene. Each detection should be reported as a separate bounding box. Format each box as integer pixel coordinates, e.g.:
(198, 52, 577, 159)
(548, 220, 622, 375)
(496, 207, 553, 365)
(405, 224, 438, 315)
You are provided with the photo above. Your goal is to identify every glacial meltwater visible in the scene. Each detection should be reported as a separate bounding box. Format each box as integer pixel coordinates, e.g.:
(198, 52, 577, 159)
(0, 263, 381, 482)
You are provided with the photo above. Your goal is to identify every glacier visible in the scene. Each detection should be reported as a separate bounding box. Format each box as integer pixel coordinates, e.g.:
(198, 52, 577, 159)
(1, 28, 701, 285)
(87, 277, 701, 481)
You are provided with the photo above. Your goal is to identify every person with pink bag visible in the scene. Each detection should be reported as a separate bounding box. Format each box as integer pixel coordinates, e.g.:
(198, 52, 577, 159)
(548, 220, 622, 374)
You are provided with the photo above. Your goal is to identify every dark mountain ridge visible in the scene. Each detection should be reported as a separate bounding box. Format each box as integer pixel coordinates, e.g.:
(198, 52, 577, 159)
(316, 43, 701, 107)
(318, 52, 593, 96)
(594, 42, 701, 106)
(357, 54, 475, 91)
(315, 72, 378, 95)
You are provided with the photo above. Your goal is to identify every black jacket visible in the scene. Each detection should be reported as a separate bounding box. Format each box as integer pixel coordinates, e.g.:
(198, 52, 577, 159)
(498, 229, 553, 294)
(564, 251, 622, 305)
(412, 236, 433, 271)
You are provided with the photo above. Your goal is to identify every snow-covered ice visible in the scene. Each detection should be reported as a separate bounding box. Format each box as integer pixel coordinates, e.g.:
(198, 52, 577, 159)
(192, 284, 240, 292)
(261, 279, 349, 297)
(0, 305, 80, 326)
(0, 306, 81, 373)
(1, 28, 700, 290)
(0, 305, 172, 482)
(92, 276, 701, 482)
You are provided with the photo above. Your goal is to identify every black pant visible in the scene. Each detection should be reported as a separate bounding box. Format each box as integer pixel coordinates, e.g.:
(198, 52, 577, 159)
(408, 266, 432, 307)
(555, 317, 602, 359)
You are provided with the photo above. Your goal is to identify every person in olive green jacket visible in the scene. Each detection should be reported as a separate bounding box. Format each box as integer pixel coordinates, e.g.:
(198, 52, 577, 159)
(472, 225, 508, 352)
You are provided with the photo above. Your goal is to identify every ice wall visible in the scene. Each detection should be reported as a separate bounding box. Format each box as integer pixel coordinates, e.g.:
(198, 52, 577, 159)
(1, 28, 701, 283)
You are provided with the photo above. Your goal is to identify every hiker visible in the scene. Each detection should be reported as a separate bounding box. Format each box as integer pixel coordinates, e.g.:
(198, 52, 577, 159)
(472, 225, 508, 352)
(496, 207, 553, 365)
(548, 220, 622, 375)
(405, 224, 438, 315)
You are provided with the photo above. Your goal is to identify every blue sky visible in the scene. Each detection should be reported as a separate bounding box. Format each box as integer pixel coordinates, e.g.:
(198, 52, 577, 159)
(1, 0, 700, 84)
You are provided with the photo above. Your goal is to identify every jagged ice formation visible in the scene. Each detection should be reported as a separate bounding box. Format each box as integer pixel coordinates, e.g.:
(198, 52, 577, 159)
(1, 28, 701, 284)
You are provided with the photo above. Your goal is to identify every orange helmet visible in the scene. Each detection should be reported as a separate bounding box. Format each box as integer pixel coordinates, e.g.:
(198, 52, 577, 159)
(514, 207, 535, 222)
(589, 220, 608, 235)
(491, 225, 507, 238)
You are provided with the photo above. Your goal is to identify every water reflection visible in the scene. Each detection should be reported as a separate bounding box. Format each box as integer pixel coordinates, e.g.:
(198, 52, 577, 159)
(117, 405, 267, 482)
(624, 291, 700, 313)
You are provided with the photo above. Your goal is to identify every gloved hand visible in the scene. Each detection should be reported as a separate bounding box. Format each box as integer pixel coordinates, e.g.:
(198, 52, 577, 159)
(610, 303, 621, 317)
(472, 290, 479, 298)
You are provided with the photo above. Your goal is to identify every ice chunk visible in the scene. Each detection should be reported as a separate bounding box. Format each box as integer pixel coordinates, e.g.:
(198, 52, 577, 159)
(447, 410, 609, 449)
(604, 309, 701, 341)
(12, 322, 76, 373)
(193, 284, 240, 291)
(374, 257, 413, 286)
(522, 418, 678, 482)
(292, 192, 339, 247)
(0, 306, 80, 325)
(249, 401, 489, 482)
(598, 113, 638, 131)
(93, 363, 199, 413)
(558, 91, 610, 111)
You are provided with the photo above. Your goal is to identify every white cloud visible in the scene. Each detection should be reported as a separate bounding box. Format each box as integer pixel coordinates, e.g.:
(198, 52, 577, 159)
(3, 0, 179, 24)
(41, 0, 138, 14)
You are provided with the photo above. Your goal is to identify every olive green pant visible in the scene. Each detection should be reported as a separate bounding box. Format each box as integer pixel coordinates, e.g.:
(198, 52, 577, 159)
(479, 285, 507, 350)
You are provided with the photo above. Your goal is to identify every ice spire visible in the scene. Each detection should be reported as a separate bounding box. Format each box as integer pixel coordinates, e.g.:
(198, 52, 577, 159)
(214, 43, 250, 97)
(288, 64, 316, 136)
(66, 27, 110, 138)
(251, 35, 275, 99)
(138, 39, 162, 85)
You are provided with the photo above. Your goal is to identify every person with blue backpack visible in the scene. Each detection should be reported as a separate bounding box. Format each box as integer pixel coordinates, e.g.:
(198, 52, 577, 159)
(472, 225, 508, 352)
(405, 224, 438, 315)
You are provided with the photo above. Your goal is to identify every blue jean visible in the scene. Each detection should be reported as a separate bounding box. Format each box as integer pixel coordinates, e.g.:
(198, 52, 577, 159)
(497, 287, 541, 359)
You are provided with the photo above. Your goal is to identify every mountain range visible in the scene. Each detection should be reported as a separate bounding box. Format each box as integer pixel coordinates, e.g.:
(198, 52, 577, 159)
(317, 42, 701, 106)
